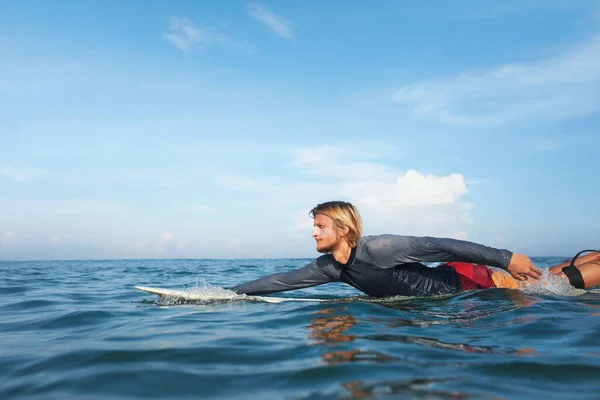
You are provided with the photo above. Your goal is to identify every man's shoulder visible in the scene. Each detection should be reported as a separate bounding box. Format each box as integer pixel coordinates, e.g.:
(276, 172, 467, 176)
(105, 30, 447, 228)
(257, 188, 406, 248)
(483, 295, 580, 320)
(315, 253, 335, 268)
(313, 254, 342, 279)
(360, 234, 404, 240)
(359, 234, 405, 247)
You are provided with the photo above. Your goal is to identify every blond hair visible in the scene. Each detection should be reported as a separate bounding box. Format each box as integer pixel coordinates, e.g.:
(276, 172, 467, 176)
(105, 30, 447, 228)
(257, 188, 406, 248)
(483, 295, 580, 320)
(309, 201, 363, 248)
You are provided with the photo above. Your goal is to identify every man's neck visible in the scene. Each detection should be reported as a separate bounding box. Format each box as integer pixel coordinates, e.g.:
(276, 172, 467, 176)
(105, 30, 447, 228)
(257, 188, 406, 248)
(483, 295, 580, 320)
(331, 241, 352, 265)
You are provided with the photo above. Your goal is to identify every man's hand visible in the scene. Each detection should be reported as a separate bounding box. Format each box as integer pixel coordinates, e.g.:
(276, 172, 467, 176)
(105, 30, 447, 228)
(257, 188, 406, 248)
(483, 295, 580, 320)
(507, 253, 542, 281)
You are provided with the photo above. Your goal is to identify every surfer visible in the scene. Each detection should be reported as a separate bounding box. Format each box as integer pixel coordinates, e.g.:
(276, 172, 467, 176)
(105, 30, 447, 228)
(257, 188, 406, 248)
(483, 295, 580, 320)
(230, 201, 599, 297)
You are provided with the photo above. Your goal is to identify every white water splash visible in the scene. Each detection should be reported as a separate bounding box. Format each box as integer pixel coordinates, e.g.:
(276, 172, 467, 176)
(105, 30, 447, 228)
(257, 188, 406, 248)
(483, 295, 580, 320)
(519, 268, 586, 297)
(157, 278, 243, 306)
(186, 277, 240, 299)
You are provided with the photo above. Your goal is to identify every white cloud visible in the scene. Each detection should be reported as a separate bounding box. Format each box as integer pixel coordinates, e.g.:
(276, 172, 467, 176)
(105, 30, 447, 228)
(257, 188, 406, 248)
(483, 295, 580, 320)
(155, 233, 190, 254)
(0, 165, 43, 182)
(157, 232, 174, 254)
(163, 33, 190, 51)
(246, 3, 294, 39)
(232, 146, 475, 240)
(343, 169, 467, 209)
(337, 169, 472, 238)
(1, 231, 15, 247)
(164, 17, 256, 53)
(393, 35, 600, 126)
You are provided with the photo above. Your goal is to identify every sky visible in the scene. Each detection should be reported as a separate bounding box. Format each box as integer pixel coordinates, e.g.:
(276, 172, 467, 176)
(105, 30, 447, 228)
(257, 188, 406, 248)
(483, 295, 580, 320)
(1, 0, 599, 260)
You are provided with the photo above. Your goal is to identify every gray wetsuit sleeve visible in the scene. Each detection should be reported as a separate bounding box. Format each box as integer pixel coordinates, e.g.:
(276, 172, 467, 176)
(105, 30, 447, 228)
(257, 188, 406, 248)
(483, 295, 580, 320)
(229, 258, 338, 295)
(364, 235, 513, 269)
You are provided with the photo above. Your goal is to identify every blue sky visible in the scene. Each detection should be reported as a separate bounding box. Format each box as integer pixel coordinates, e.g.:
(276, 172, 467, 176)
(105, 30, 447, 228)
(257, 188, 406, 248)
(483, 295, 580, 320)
(1, 0, 599, 260)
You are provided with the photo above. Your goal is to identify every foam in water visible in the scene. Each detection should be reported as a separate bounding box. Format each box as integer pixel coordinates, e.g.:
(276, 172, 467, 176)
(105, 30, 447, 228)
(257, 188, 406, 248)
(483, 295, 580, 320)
(519, 268, 586, 297)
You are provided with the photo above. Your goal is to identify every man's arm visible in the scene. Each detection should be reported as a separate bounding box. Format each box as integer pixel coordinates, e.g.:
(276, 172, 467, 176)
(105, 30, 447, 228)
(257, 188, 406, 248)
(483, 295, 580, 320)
(229, 258, 337, 295)
(365, 235, 541, 280)
(391, 235, 512, 267)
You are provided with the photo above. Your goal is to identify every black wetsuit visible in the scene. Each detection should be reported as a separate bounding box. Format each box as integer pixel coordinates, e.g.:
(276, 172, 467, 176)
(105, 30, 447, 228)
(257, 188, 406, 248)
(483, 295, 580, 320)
(230, 235, 513, 297)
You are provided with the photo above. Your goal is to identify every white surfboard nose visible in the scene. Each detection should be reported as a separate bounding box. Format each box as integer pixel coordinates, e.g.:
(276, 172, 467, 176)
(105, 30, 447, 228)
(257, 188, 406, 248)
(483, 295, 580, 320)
(135, 285, 325, 303)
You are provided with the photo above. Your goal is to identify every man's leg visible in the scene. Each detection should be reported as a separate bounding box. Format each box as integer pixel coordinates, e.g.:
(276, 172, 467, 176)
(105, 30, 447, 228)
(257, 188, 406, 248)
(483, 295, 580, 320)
(549, 251, 600, 289)
(445, 262, 496, 291)
(562, 262, 600, 288)
(549, 251, 600, 274)
(489, 268, 522, 290)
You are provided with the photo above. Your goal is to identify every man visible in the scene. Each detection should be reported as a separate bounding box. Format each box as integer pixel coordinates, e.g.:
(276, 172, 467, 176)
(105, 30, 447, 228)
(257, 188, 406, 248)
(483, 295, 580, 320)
(231, 201, 599, 297)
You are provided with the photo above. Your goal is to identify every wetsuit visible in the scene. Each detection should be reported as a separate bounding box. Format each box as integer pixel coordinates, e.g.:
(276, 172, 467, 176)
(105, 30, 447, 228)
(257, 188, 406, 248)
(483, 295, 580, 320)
(230, 234, 509, 298)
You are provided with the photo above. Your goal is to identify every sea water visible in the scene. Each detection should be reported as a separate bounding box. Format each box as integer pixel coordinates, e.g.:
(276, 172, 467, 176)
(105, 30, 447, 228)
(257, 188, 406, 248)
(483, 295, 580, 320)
(1, 257, 599, 399)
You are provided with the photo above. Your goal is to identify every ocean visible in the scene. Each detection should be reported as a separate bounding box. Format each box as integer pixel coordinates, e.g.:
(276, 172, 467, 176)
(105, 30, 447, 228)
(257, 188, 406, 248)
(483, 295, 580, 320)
(1, 257, 599, 399)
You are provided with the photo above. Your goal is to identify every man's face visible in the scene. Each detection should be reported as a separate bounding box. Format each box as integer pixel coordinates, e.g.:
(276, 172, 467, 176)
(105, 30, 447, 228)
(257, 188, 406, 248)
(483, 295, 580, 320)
(312, 213, 340, 253)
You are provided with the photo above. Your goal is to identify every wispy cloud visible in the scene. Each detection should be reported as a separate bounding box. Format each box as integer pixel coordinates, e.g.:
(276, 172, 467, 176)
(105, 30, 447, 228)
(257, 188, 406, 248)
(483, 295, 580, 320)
(287, 146, 397, 181)
(181, 205, 211, 213)
(531, 139, 562, 151)
(246, 3, 294, 39)
(393, 35, 600, 126)
(453, 0, 600, 20)
(116, 167, 209, 188)
(49, 234, 61, 247)
(464, 178, 491, 185)
(214, 173, 285, 191)
(163, 17, 256, 53)
(154, 232, 190, 254)
(0, 164, 44, 182)
(0, 198, 126, 216)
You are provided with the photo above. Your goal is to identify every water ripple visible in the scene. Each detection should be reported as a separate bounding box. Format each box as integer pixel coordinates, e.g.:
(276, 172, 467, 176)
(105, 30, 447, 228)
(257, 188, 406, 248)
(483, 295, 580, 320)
(1, 259, 599, 399)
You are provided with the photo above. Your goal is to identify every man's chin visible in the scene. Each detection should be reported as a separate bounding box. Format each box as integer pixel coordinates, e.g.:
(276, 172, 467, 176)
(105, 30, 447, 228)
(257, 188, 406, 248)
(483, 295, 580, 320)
(316, 245, 333, 253)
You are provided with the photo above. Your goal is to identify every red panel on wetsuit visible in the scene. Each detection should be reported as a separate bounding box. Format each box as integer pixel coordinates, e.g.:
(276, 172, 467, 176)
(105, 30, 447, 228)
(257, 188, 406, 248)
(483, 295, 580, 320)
(445, 262, 496, 291)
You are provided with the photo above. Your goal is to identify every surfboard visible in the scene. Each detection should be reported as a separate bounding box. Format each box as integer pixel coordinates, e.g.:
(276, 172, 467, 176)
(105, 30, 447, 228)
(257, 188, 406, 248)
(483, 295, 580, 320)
(134, 285, 326, 304)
